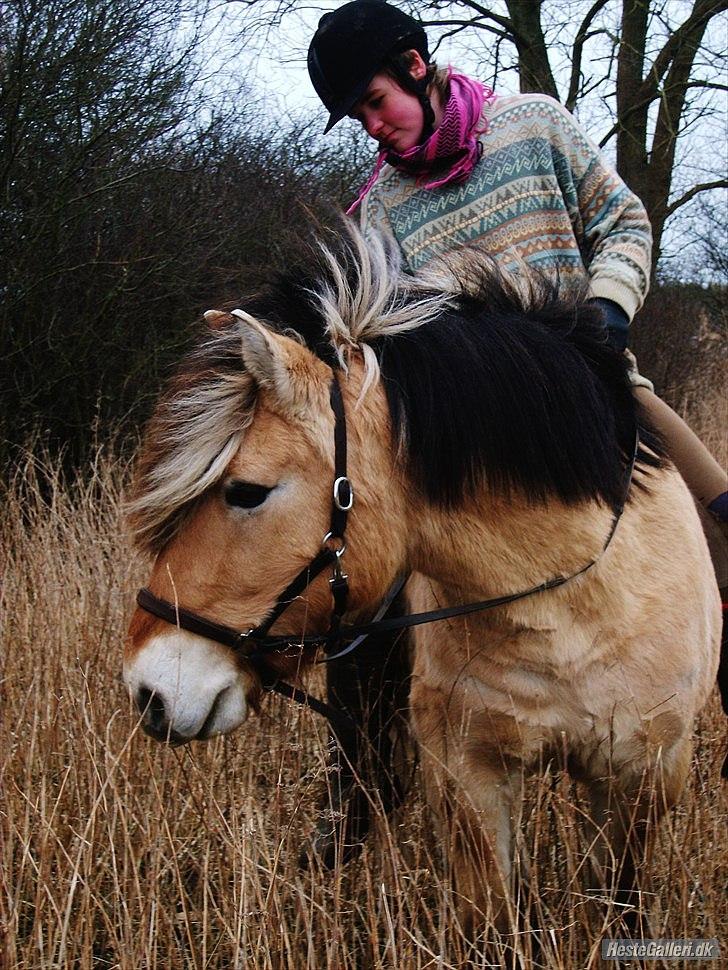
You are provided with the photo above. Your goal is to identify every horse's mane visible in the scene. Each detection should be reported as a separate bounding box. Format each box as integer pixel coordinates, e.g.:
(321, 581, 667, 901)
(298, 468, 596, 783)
(128, 226, 661, 552)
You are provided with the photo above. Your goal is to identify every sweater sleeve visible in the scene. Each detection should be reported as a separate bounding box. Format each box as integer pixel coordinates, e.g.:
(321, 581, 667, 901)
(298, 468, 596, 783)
(542, 98, 652, 321)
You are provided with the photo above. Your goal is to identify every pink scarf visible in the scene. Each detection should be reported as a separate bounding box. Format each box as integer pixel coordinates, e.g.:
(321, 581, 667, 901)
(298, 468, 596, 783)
(347, 72, 495, 215)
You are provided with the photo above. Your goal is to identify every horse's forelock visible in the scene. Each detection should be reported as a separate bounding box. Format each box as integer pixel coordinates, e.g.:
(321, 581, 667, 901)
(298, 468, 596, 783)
(126, 326, 257, 553)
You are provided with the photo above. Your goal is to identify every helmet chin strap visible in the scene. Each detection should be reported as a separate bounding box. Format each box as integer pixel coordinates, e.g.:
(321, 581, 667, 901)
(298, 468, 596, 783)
(415, 82, 436, 142)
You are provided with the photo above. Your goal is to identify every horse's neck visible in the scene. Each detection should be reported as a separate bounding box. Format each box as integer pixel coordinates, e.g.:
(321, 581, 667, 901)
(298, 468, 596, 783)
(346, 360, 625, 604)
(409, 490, 617, 600)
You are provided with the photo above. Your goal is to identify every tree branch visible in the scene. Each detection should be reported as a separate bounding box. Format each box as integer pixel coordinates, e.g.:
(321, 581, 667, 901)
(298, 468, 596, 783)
(600, 90, 655, 148)
(684, 80, 728, 92)
(597, 72, 723, 149)
(665, 179, 728, 218)
(566, 0, 610, 110)
(639, 0, 728, 104)
(423, 18, 510, 42)
(440, 0, 514, 36)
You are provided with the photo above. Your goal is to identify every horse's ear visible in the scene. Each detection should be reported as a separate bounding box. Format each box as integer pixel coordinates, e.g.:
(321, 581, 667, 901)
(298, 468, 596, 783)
(203, 309, 232, 329)
(237, 314, 290, 395)
(234, 310, 326, 417)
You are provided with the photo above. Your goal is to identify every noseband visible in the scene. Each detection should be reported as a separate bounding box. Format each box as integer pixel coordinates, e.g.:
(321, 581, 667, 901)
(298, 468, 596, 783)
(136, 369, 638, 729)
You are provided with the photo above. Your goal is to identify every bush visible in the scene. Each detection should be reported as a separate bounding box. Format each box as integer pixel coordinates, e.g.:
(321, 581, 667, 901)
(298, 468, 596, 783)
(0, 0, 370, 470)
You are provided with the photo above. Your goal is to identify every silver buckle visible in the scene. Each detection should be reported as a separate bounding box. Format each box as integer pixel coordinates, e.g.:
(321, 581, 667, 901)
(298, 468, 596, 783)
(333, 476, 354, 511)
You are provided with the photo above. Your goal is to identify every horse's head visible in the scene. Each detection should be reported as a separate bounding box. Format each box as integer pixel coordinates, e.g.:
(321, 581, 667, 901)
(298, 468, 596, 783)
(123, 308, 407, 744)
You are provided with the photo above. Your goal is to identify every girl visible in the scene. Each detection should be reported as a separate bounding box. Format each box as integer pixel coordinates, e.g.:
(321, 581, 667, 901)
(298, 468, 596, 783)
(305, 0, 727, 867)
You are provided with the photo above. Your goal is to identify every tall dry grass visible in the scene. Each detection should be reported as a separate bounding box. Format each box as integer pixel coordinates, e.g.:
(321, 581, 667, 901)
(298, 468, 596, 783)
(2, 390, 727, 968)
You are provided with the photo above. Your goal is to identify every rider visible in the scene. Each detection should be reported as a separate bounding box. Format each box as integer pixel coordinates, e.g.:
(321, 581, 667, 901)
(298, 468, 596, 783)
(306, 0, 728, 864)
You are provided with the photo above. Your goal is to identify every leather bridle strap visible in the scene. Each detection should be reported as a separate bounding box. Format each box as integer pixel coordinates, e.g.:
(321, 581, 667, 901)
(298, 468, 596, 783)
(257, 674, 355, 730)
(328, 377, 352, 539)
(137, 428, 639, 650)
(137, 586, 251, 651)
(157, 492, 619, 653)
(318, 573, 408, 663)
(252, 379, 352, 641)
(247, 547, 338, 641)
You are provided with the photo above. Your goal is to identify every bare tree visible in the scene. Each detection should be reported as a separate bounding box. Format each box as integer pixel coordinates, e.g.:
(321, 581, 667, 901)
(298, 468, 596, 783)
(423, 0, 728, 273)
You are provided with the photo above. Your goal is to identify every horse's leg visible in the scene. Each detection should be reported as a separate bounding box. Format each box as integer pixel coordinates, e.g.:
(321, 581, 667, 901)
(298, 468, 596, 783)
(421, 753, 519, 938)
(412, 683, 520, 939)
(585, 731, 693, 934)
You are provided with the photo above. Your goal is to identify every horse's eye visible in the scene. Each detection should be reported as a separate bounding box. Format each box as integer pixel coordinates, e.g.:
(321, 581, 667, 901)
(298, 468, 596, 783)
(224, 481, 272, 509)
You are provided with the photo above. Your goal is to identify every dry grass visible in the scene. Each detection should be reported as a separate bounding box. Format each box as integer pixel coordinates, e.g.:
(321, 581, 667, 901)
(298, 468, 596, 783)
(2, 410, 727, 968)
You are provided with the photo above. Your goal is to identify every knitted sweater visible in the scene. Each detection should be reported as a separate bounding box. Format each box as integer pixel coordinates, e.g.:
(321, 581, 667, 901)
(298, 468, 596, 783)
(359, 93, 652, 321)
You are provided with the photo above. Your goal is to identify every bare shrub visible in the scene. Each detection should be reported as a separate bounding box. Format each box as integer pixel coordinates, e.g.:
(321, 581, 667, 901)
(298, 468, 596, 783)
(0, 0, 370, 469)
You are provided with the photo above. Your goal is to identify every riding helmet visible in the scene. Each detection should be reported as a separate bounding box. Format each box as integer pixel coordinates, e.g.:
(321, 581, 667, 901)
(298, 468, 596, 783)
(308, 0, 430, 134)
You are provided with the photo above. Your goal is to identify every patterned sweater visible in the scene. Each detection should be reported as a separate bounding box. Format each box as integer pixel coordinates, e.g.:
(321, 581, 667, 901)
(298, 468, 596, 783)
(360, 93, 652, 321)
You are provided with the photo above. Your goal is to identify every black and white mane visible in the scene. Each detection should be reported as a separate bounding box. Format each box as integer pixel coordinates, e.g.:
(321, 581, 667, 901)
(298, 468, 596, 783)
(129, 227, 661, 551)
(242, 231, 661, 505)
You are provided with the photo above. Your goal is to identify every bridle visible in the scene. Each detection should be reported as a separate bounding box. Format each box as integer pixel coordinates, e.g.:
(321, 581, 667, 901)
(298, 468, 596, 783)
(137, 376, 364, 726)
(136, 369, 638, 729)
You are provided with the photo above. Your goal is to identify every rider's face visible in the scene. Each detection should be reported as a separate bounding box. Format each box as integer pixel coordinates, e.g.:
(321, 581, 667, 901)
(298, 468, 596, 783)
(350, 71, 425, 153)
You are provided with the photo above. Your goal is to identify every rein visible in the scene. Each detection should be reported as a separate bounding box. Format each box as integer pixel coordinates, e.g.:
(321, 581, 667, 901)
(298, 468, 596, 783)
(136, 371, 639, 729)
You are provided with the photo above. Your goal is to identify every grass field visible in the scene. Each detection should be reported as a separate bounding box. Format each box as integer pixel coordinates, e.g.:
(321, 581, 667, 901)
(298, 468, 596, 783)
(2, 379, 727, 968)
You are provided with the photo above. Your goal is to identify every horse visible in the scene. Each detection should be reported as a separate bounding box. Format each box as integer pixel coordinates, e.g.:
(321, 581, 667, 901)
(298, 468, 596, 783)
(123, 227, 720, 934)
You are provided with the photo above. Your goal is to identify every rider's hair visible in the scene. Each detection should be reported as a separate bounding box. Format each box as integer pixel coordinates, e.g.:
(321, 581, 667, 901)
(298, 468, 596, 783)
(383, 51, 449, 102)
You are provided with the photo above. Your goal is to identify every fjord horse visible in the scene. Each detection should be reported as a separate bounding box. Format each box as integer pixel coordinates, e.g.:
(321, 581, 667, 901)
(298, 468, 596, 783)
(124, 229, 720, 933)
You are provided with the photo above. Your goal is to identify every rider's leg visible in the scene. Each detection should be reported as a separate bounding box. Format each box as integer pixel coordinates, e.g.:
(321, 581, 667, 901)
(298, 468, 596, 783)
(634, 386, 728, 775)
(634, 387, 727, 513)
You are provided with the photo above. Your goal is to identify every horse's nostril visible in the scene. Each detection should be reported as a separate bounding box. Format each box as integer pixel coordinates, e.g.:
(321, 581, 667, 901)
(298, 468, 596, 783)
(137, 686, 167, 732)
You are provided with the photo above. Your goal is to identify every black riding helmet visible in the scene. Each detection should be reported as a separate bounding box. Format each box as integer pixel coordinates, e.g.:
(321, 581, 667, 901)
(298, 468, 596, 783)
(308, 0, 434, 137)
